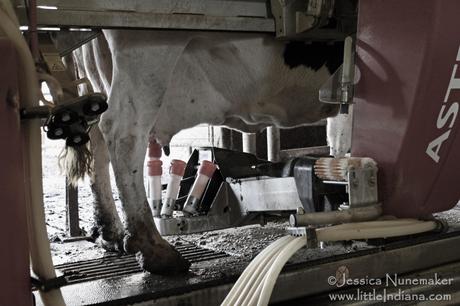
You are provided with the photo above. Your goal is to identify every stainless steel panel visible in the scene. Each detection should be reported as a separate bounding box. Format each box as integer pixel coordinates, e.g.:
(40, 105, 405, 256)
(229, 177, 302, 212)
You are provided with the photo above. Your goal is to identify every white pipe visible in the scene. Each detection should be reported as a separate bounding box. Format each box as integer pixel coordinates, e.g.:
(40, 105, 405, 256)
(246, 275, 266, 306)
(327, 218, 423, 229)
(148, 176, 162, 201)
(183, 160, 216, 215)
(0, 0, 18, 23)
(290, 203, 382, 226)
(161, 174, 181, 217)
(164, 174, 181, 200)
(245, 221, 423, 306)
(0, 1, 37, 107)
(222, 236, 293, 305)
(234, 237, 293, 305)
(221, 236, 293, 306)
(189, 174, 210, 199)
(341, 36, 354, 85)
(239, 244, 286, 306)
(222, 219, 439, 306)
(0, 1, 65, 305)
(147, 160, 162, 217)
(162, 159, 186, 217)
(257, 237, 306, 306)
(316, 220, 438, 241)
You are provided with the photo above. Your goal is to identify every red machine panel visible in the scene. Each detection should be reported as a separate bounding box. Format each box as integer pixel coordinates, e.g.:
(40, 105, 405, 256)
(0, 39, 32, 305)
(352, 0, 460, 217)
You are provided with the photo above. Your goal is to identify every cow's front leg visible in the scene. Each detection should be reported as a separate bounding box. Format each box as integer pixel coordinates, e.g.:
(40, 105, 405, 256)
(88, 126, 124, 251)
(100, 120, 190, 274)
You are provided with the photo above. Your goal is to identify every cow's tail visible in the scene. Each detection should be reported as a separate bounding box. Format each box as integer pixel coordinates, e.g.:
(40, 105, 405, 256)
(59, 143, 93, 187)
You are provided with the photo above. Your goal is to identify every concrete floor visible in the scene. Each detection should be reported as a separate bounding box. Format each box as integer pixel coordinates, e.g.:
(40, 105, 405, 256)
(35, 207, 460, 305)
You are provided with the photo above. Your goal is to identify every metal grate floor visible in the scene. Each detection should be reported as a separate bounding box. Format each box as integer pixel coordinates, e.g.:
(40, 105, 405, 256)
(54, 242, 229, 286)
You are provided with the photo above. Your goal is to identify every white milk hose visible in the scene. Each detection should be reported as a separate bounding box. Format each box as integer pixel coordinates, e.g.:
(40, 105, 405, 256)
(256, 237, 305, 306)
(316, 219, 438, 241)
(221, 236, 294, 305)
(222, 219, 439, 306)
(0, 1, 65, 305)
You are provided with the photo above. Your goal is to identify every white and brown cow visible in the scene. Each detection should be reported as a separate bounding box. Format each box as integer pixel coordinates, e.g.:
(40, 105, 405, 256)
(64, 30, 346, 274)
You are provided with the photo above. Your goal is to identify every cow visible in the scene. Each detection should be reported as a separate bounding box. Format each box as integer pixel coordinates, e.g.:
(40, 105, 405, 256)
(60, 29, 346, 274)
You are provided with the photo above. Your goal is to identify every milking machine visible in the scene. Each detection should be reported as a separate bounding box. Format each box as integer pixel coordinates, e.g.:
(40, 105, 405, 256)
(21, 92, 108, 146)
(183, 160, 218, 215)
(19, 33, 109, 147)
(147, 146, 379, 236)
(146, 36, 368, 237)
(223, 0, 460, 304)
(147, 147, 289, 235)
(3, 0, 460, 304)
(147, 11, 360, 236)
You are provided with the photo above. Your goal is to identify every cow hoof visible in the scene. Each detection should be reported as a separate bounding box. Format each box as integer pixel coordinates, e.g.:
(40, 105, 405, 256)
(91, 226, 125, 252)
(137, 242, 190, 275)
(124, 233, 142, 254)
(98, 237, 125, 253)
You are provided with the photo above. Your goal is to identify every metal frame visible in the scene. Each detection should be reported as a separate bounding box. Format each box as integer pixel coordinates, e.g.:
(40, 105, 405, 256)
(319, 35, 356, 109)
(155, 177, 302, 235)
(14, 0, 357, 36)
(229, 176, 302, 212)
(13, 0, 275, 32)
(270, 0, 334, 38)
(39, 35, 83, 237)
(41, 230, 460, 305)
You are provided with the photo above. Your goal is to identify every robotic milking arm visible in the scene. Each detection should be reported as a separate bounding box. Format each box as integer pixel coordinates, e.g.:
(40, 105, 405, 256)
(151, 0, 364, 236)
(155, 0, 460, 236)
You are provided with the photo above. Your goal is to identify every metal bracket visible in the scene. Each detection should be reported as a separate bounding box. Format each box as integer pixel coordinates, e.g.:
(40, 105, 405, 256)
(21, 93, 108, 146)
(286, 226, 318, 248)
(31, 275, 68, 292)
(319, 36, 356, 113)
(19, 34, 109, 147)
(50, 30, 101, 57)
(271, 0, 334, 38)
(270, 0, 357, 40)
(347, 165, 378, 208)
(318, 158, 379, 208)
(154, 182, 263, 235)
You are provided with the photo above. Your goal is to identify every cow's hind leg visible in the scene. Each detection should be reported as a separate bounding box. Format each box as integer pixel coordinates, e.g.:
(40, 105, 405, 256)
(100, 116, 190, 274)
(89, 126, 124, 251)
